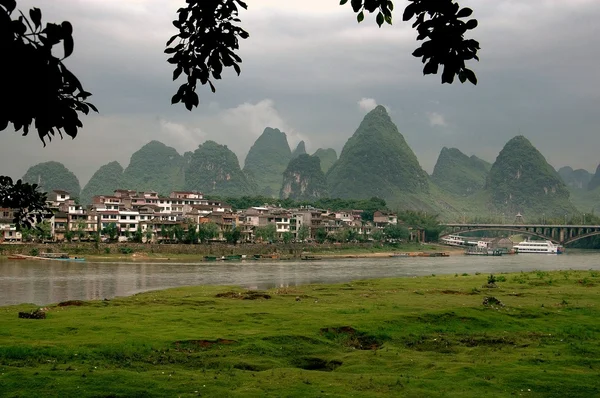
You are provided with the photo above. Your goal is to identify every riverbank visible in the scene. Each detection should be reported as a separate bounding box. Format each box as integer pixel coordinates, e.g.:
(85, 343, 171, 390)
(1, 270, 599, 397)
(0, 241, 464, 261)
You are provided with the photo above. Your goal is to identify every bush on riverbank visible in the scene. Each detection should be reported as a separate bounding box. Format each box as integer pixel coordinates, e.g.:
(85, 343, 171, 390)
(0, 241, 438, 258)
(1, 270, 599, 396)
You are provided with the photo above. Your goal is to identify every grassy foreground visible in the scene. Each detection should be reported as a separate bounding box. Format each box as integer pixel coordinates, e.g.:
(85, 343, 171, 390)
(1, 270, 600, 397)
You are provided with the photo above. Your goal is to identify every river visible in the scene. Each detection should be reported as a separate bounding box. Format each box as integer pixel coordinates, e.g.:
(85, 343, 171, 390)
(1, 251, 600, 306)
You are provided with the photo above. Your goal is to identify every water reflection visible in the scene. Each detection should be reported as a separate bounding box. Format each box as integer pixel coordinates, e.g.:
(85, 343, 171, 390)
(1, 252, 600, 306)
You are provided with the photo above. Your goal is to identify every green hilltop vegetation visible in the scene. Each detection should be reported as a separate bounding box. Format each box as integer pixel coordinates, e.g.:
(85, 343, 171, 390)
(185, 141, 255, 197)
(80, 161, 124, 204)
(122, 141, 185, 195)
(21, 119, 594, 220)
(280, 154, 328, 201)
(486, 136, 576, 218)
(313, 148, 338, 173)
(431, 147, 491, 197)
(558, 166, 592, 191)
(242, 127, 292, 197)
(21, 161, 81, 198)
(587, 164, 600, 191)
(327, 105, 429, 207)
(291, 140, 307, 159)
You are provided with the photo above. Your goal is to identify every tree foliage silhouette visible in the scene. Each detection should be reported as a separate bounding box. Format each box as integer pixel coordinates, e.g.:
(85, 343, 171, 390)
(1, 0, 97, 144)
(166, 0, 479, 110)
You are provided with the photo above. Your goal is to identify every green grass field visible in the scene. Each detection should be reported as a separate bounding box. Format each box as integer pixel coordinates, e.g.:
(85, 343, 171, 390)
(1, 270, 599, 397)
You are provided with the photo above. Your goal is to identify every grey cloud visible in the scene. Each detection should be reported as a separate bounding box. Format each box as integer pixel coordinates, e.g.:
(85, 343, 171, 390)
(3, 0, 600, 186)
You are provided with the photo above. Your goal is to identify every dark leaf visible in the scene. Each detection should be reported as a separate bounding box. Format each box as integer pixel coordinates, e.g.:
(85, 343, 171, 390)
(376, 12, 384, 27)
(61, 20, 73, 35)
(63, 35, 74, 58)
(403, 3, 416, 21)
(351, 0, 362, 13)
(0, 0, 16, 12)
(423, 60, 438, 75)
(166, 34, 178, 47)
(208, 80, 216, 93)
(340, 0, 348, 4)
(357, 11, 364, 23)
(456, 7, 473, 18)
(29, 7, 41, 29)
(87, 103, 99, 113)
(173, 66, 183, 80)
(465, 19, 478, 30)
(464, 68, 477, 85)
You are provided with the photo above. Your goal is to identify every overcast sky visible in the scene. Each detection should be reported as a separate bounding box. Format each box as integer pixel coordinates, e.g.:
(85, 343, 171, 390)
(3, 0, 600, 186)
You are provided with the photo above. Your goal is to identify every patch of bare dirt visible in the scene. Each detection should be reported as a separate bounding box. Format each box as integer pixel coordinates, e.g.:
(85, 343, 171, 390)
(216, 291, 271, 300)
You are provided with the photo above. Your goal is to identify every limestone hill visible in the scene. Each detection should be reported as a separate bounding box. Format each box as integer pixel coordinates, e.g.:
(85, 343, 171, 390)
(327, 105, 429, 204)
(80, 161, 124, 204)
(22, 161, 81, 198)
(431, 147, 490, 196)
(280, 154, 328, 201)
(486, 136, 576, 218)
(185, 141, 255, 196)
(243, 128, 292, 197)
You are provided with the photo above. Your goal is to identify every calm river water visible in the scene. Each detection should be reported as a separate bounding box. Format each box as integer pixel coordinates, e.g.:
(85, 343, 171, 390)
(1, 251, 600, 306)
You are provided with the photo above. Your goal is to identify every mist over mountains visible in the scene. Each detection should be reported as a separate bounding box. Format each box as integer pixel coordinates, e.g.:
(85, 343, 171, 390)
(20, 106, 598, 220)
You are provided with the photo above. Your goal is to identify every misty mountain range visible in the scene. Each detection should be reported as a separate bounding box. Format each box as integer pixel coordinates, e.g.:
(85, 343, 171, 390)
(20, 106, 600, 220)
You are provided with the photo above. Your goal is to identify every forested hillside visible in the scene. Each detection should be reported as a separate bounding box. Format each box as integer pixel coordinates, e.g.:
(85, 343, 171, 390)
(280, 154, 328, 200)
(486, 136, 576, 218)
(431, 147, 490, 196)
(313, 148, 337, 173)
(22, 161, 81, 198)
(185, 141, 255, 196)
(327, 105, 429, 204)
(80, 161, 124, 204)
(122, 141, 185, 195)
(243, 128, 292, 197)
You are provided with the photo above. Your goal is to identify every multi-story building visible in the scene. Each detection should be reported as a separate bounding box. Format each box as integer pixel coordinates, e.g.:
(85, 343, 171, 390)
(0, 208, 21, 242)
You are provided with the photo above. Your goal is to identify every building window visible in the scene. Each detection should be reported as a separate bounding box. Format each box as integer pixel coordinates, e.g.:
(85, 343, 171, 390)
(129, 216, 135, 220)
(130, 224, 136, 229)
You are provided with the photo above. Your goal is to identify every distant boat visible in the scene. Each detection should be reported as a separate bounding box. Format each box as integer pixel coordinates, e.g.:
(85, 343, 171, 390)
(223, 254, 243, 261)
(465, 247, 503, 256)
(513, 240, 564, 254)
(440, 235, 480, 247)
(301, 255, 322, 261)
(417, 252, 450, 257)
(204, 256, 218, 261)
(8, 253, 86, 262)
(253, 253, 281, 260)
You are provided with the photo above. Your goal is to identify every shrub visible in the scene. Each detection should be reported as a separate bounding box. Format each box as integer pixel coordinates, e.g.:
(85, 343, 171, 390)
(30, 248, 39, 256)
(119, 246, 133, 254)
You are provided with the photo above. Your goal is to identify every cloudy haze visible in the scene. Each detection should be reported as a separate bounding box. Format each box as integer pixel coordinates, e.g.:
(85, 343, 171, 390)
(2, 0, 600, 185)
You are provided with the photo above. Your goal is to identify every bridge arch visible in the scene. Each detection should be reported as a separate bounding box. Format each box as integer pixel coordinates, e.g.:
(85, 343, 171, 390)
(563, 230, 600, 246)
(440, 227, 559, 244)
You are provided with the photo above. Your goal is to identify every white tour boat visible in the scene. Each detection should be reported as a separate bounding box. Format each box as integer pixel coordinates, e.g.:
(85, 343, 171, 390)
(440, 235, 468, 247)
(513, 240, 564, 254)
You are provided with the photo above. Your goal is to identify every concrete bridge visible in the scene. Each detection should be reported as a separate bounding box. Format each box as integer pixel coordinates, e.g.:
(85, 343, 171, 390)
(441, 223, 600, 246)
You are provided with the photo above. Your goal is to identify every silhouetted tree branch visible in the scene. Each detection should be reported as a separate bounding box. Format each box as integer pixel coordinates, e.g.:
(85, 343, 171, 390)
(0, 0, 97, 145)
(166, 0, 480, 110)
